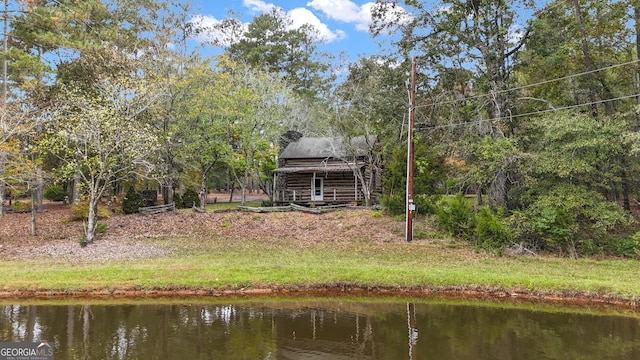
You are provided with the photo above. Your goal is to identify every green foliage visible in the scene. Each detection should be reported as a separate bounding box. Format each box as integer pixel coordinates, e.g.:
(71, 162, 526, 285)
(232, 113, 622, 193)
(616, 232, 640, 258)
(260, 200, 273, 207)
(11, 201, 30, 212)
(414, 194, 440, 215)
(182, 189, 200, 208)
(382, 143, 446, 205)
(509, 184, 635, 256)
(95, 222, 108, 239)
(474, 207, 512, 249)
(44, 186, 67, 202)
(122, 187, 144, 215)
(381, 194, 405, 216)
(71, 201, 111, 221)
(173, 192, 184, 209)
(435, 194, 476, 239)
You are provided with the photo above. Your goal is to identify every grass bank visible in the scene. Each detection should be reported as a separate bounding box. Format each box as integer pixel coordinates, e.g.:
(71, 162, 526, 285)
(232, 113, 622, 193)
(1, 239, 640, 303)
(1, 208, 639, 304)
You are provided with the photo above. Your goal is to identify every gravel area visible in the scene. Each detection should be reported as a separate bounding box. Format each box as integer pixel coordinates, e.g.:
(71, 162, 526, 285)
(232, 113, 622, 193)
(6, 238, 169, 263)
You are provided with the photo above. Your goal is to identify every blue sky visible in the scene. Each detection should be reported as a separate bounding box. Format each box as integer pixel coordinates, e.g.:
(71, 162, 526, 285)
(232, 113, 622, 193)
(189, 0, 407, 60)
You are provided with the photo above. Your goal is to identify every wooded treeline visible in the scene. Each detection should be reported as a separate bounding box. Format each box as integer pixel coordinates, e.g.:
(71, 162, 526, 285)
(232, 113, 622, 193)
(2, 0, 640, 256)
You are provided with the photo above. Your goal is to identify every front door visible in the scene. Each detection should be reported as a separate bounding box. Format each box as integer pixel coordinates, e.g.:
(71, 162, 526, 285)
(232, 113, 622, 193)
(311, 176, 323, 201)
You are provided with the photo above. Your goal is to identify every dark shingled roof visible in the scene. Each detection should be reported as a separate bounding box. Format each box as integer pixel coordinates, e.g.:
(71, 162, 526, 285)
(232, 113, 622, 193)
(279, 135, 376, 159)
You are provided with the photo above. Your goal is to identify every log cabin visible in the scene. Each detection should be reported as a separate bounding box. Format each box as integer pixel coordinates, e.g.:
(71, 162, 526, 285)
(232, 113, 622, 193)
(273, 135, 381, 206)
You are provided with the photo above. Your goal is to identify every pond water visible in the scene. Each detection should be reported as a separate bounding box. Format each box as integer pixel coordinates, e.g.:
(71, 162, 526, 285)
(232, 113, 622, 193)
(0, 297, 639, 359)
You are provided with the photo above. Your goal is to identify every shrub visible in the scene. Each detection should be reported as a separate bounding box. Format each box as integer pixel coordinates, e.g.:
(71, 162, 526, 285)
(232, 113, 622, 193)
(435, 193, 475, 239)
(616, 232, 640, 258)
(261, 200, 273, 207)
(173, 192, 184, 209)
(414, 194, 441, 215)
(475, 207, 511, 249)
(95, 222, 108, 238)
(11, 201, 30, 212)
(122, 187, 144, 214)
(44, 185, 67, 202)
(71, 201, 110, 221)
(182, 189, 200, 208)
(382, 193, 441, 216)
(509, 184, 635, 257)
(381, 194, 405, 215)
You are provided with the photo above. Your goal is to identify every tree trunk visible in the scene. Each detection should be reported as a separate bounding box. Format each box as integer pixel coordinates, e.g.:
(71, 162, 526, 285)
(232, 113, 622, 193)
(200, 172, 207, 210)
(85, 194, 98, 244)
(0, 154, 5, 218)
(573, 0, 598, 118)
(634, 0, 640, 130)
(71, 175, 80, 204)
(31, 188, 36, 236)
(36, 173, 43, 213)
(241, 168, 248, 206)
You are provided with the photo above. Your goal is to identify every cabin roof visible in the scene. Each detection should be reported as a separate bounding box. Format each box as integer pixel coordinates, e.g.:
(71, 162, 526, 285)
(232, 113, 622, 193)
(274, 163, 365, 174)
(279, 135, 376, 159)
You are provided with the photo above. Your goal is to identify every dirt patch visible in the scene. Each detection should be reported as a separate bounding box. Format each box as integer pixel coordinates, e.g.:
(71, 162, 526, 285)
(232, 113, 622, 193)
(0, 201, 410, 262)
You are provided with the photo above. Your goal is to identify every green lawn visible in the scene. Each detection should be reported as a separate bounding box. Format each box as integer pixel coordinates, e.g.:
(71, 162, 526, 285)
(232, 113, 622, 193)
(2, 235, 639, 301)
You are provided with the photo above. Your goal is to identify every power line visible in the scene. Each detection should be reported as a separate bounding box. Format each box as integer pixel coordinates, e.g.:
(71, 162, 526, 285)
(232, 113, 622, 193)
(416, 59, 640, 110)
(416, 92, 640, 131)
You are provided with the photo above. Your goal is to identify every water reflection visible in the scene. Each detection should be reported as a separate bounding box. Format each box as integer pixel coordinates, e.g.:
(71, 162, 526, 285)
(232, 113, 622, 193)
(0, 299, 639, 359)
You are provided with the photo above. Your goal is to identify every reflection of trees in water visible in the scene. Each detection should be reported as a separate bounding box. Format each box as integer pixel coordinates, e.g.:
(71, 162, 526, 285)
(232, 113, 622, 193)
(0, 302, 639, 359)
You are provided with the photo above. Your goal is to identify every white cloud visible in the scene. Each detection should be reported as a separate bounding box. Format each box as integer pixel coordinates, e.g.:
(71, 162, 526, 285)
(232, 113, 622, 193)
(508, 24, 525, 44)
(307, 0, 366, 23)
(243, 0, 276, 13)
(289, 7, 346, 43)
(307, 0, 410, 33)
(191, 0, 352, 46)
(190, 15, 247, 47)
(363, 2, 411, 32)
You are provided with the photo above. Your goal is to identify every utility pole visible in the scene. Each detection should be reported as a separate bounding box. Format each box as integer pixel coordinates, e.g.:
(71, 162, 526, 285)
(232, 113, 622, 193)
(2, 0, 6, 105)
(406, 56, 416, 242)
(0, 0, 6, 218)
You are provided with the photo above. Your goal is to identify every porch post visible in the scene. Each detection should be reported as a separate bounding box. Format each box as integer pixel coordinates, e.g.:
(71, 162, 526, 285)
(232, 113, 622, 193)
(354, 174, 358, 201)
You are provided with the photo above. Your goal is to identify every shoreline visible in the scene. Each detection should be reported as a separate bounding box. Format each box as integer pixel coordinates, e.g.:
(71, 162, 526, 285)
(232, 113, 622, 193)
(2, 205, 640, 311)
(0, 284, 638, 310)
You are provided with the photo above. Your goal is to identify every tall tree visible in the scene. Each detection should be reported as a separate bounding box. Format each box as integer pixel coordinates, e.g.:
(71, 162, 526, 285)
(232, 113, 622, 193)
(221, 8, 333, 100)
(218, 57, 293, 206)
(41, 80, 158, 244)
(372, 0, 533, 207)
(330, 57, 408, 206)
(178, 63, 233, 209)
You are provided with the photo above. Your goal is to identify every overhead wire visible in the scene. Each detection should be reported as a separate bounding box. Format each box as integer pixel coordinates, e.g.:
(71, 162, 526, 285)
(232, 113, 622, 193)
(415, 59, 640, 109)
(416, 92, 640, 131)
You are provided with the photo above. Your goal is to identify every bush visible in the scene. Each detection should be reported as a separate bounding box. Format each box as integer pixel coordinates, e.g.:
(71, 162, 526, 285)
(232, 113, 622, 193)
(95, 222, 108, 238)
(173, 192, 184, 209)
(261, 200, 273, 207)
(435, 193, 475, 239)
(381, 194, 405, 215)
(11, 201, 30, 212)
(616, 232, 640, 258)
(475, 207, 511, 249)
(71, 201, 110, 221)
(414, 194, 440, 215)
(44, 185, 67, 202)
(382, 193, 441, 216)
(508, 184, 635, 257)
(182, 189, 200, 208)
(122, 187, 144, 214)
